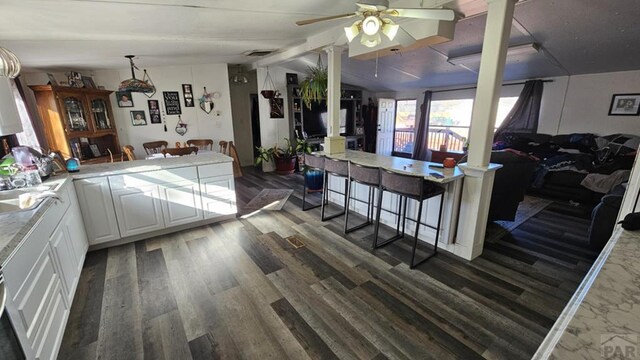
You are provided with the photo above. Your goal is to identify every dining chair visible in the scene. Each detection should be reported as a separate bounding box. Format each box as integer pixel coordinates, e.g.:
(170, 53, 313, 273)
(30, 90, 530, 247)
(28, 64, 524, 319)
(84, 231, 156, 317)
(122, 145, 136, 161)
(219, 141, 228, 154)
(187, 139, 214, 151)
(143, 141, 168, 155)
(162, 146, 199, 157)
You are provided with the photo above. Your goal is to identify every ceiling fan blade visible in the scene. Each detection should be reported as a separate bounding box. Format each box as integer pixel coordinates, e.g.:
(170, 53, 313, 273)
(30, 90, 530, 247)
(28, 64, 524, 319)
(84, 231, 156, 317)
(387, 8, 455, 21)
(296, 13, 357, 26)
(394, 27, 416, 47)
(356, 2, 387, 11)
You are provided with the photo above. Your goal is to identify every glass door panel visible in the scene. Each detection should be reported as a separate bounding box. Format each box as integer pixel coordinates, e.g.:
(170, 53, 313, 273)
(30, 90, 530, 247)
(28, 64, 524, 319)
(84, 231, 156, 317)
(91, 98, 112, 130)
(62, 96, 89, 132)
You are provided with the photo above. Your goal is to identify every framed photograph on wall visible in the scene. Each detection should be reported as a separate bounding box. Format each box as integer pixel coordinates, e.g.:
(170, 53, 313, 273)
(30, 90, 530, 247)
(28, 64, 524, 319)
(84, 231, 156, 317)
(286, 73, 298, 85)
(182, 84, 194, 107)
(163, 91, 182, 115)
(130, 110, 147, 126)
(609, 93, 640, 116)
(148, 99, 161, 124)
(116, 90, 134, 107)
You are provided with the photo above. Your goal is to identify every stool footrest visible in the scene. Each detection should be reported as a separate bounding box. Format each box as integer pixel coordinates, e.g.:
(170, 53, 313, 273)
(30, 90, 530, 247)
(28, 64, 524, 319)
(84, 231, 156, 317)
(346, 220, 373, 234)
(373, 233, 404, 248)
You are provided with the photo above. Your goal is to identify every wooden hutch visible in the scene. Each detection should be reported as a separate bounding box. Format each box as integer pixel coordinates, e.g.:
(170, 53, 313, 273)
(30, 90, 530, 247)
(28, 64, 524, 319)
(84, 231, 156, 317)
(29, 85, 121, 163)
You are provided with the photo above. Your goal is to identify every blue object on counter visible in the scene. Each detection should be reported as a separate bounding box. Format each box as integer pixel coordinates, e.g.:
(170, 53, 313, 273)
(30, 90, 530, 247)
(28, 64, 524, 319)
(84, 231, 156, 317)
(66, 158, 80, 172)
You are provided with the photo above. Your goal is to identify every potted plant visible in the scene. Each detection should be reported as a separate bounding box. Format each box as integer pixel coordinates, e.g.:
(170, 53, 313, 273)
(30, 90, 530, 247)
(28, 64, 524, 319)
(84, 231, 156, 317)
(299, 60, 328, 110)
(255, 138, 297, 175)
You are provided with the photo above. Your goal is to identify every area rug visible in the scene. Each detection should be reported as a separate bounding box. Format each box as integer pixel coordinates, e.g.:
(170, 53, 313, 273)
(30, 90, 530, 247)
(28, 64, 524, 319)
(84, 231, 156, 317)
(485, 195, 553, 243)
(244, 189, 294, 211)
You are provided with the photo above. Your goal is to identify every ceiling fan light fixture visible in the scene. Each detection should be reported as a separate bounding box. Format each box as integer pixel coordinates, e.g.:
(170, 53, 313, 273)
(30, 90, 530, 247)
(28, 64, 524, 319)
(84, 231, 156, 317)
(362, 15, 381, 36)
(360, 33, 381, 48)
(0, 47, 21, 78)
(382, 20, 399, 41)
(344, 21, 361, 43)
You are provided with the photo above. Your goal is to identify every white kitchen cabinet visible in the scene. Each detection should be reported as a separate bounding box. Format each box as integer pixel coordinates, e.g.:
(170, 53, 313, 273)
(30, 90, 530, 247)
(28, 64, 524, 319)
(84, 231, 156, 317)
(160, 180, 203, 227)
(74, 177, 120, 245)
(200, 175, 236, 220)
(111, 184, 165, 237)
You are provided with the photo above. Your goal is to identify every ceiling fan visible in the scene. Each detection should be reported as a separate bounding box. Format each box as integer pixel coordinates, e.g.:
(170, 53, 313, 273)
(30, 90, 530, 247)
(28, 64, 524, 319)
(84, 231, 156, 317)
(296, 1, 455, 48)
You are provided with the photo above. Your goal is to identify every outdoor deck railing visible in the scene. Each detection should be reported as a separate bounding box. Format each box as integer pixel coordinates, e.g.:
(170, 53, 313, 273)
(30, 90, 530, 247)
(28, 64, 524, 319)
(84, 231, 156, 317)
(394, 127, 467, 154)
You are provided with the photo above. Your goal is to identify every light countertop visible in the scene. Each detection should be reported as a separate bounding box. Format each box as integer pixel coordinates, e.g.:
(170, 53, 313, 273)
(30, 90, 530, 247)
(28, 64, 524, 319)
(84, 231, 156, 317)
(315, 150, 465, 184)
(0, 153, 233, 267)
(533, 227, 640, 359)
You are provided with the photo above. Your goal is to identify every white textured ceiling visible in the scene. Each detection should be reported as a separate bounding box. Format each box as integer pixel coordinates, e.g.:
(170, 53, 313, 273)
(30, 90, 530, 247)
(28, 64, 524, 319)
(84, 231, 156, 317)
(2, 0, 640, 91)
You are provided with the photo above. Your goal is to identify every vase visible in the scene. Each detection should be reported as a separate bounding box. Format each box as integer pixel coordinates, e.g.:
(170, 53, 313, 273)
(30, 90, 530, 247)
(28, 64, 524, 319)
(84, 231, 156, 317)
(305, 169, 324, 192)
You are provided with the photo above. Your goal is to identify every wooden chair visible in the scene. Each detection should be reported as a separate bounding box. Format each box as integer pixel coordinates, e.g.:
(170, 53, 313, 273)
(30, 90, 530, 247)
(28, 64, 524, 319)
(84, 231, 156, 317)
(122, 145, 136, 161)
(228, 141, 243, 177)
(187, 139, 214, 151)
(162, 146, 199, 157)
(219, 141, 228, 154)
(143, 141, 168, 155)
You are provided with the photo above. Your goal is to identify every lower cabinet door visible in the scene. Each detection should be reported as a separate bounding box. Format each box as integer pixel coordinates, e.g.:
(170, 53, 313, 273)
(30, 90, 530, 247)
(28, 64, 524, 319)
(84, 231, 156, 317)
(33, 282, 68, 360)
(112, 184, 165, 237)
(200, 175, 237, 220)
(160, 181, 203, 228)
(74, 177, 121, 245)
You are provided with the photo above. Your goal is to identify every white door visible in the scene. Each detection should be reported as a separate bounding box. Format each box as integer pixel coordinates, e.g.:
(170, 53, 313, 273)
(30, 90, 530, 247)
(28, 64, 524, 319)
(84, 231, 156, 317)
(160, 181, 204, 227)
(74, 178, 121, 244)
(377, 98, 396, 156)
(112, 184, 165, 237)
(200, 175, 237, 220)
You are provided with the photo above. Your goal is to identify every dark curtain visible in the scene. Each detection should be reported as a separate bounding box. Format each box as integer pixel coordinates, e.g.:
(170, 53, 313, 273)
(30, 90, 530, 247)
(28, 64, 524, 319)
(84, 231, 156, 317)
(412, 91, 433, 161)
(14, 76, 48, 147)
(494, 79, 544, 140)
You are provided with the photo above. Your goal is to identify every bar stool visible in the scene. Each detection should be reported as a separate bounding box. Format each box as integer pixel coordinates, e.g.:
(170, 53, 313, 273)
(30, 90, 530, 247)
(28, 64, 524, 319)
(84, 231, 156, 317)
(344, 162, 380, 233)
(373, 169, 446, 268)
(302, 153, 325, 211)
(321, 157, 350, 221)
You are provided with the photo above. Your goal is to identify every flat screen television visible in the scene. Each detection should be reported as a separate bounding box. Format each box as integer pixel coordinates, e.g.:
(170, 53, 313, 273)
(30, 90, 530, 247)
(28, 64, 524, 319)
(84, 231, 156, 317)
(302, 100, 352, 137)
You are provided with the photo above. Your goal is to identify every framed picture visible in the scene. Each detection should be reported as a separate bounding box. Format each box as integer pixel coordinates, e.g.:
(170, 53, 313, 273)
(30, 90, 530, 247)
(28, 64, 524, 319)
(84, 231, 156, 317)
(67, 71, 83, 88)
(148, 100, 161, 124)
(46, 73, 57, 86)
(182, 84, 194, 107)
(269, 98, 284, 118)
(286, 73, 298, 85)
(609, 94, 640, 116)
(89, 144, 101, 157)
(163, 91, 181, 115)
(82, 76, 96, 89)
(130, 110, 147, 126)
(116, 90, 134, 107)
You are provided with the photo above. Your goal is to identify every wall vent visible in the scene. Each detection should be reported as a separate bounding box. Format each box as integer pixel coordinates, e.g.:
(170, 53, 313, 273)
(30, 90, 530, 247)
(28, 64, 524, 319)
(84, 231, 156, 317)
(243, 50, 276, 57)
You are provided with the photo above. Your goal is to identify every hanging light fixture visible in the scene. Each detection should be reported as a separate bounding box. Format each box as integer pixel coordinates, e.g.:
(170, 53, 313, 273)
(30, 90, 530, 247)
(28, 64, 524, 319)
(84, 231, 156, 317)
(0, 47, 21, 78)
(118, 55, 155, 93)
(230, 65, 249, 85)
(344, 14, 401, 48)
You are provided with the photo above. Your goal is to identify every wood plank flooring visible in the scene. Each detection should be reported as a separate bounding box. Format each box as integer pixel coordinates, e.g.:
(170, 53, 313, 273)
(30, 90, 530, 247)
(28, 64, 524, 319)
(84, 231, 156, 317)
(58, 167, 598, 359)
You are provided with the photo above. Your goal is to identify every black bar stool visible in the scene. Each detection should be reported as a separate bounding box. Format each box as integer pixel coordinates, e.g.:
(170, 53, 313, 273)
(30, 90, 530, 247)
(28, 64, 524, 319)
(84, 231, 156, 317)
(302, 153, 325, 211)
(373, 169, 446, 268)
(321, 157, 349, 221)
(344, 162, 380, 233)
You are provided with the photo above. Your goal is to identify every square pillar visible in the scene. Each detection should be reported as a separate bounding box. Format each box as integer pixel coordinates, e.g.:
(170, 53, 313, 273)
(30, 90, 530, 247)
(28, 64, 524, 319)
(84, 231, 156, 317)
(323, 46, 345, 154)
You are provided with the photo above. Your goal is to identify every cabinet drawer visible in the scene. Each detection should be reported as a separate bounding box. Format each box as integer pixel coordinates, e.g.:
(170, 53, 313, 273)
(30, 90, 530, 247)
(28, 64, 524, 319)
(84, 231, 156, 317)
(197, 162, 233, 179)
(109, 166, 198, 189)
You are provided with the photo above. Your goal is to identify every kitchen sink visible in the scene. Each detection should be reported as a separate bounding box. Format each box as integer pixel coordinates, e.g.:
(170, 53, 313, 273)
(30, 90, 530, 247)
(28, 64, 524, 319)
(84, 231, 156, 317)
(0, 185, 57, 214)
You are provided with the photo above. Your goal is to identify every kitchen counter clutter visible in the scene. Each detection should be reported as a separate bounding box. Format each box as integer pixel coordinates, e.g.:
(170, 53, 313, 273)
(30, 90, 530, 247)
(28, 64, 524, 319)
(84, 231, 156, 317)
(533, 227, 640, 359)
(0, 152, 236, 360)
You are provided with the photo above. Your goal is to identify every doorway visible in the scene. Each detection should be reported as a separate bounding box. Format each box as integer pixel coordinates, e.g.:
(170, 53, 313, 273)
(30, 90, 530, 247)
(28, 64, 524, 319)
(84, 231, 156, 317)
(250, 94, 261, 159)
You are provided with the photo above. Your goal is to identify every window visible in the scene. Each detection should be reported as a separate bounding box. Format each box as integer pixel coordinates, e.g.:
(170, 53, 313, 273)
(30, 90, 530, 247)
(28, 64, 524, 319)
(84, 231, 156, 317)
(428, 97, 518, 151)
(393, 99, 417, 154)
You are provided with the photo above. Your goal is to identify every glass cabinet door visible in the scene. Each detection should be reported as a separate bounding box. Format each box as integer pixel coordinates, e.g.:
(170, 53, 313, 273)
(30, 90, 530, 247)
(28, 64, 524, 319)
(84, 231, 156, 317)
(62, 96, 89, 132)
(90, 98, 112, 130)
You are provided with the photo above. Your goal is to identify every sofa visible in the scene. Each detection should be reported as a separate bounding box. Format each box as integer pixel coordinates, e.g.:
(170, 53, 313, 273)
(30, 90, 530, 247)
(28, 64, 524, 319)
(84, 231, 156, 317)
(588, 184, 625, 250)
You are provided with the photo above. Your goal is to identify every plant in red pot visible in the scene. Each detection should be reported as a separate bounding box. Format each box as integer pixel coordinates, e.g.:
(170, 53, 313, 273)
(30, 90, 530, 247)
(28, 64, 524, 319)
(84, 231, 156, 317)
(255, 138, 297, 175)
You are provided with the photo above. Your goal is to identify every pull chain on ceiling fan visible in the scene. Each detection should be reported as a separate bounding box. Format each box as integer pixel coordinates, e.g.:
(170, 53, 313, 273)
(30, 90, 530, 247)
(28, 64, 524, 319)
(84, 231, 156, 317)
(296, 1, 455, 48)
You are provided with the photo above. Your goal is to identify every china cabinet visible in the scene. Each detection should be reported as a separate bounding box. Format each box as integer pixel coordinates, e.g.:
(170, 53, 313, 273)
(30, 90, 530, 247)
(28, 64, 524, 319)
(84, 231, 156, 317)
(29, 85, 120, 163)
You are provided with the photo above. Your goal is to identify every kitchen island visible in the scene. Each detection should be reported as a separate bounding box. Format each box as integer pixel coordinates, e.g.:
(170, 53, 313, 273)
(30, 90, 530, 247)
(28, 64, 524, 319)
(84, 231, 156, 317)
(318, 150, 499, 259)
(0, 152, 237, 360)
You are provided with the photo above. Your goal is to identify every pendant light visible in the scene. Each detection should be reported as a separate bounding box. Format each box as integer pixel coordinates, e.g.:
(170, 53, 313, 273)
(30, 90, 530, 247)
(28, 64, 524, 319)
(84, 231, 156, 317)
(0, 47, 21, 78)
(230, 65, 249, 85)
(118, 55, 155, 93)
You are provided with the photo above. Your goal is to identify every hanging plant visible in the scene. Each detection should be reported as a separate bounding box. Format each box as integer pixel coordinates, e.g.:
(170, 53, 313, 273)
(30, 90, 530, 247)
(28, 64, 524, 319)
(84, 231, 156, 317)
(299, 54, 328, 110)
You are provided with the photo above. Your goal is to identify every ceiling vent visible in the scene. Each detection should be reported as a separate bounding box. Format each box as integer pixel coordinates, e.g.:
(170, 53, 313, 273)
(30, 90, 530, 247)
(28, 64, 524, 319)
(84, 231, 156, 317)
(243, 50, 276, 57)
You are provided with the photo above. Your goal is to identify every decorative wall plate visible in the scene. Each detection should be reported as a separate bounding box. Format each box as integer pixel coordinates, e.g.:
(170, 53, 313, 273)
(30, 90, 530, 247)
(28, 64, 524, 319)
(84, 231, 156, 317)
(175, 115, 188, 136)
(199, 86, 215, 114)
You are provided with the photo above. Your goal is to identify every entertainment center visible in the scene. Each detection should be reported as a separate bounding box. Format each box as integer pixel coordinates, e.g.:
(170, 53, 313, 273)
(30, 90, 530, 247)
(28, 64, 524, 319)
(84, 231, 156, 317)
(286, 84, 366, 150)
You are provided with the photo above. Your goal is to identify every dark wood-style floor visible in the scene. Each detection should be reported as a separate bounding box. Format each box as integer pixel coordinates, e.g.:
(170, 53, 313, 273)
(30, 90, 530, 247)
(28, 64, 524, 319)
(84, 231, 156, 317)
(58, 167, 599, 359)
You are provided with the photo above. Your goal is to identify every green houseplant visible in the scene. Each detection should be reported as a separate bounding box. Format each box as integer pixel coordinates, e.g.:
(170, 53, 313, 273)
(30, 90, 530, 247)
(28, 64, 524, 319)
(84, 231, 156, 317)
(299, 60, 328, 110)
(255, 138, 298, 174)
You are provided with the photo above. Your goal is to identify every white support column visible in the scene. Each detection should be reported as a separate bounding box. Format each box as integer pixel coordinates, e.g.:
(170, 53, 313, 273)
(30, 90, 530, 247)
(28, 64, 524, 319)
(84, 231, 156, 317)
(323, 45, 345, 154)
(456, 0, 516, 260)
